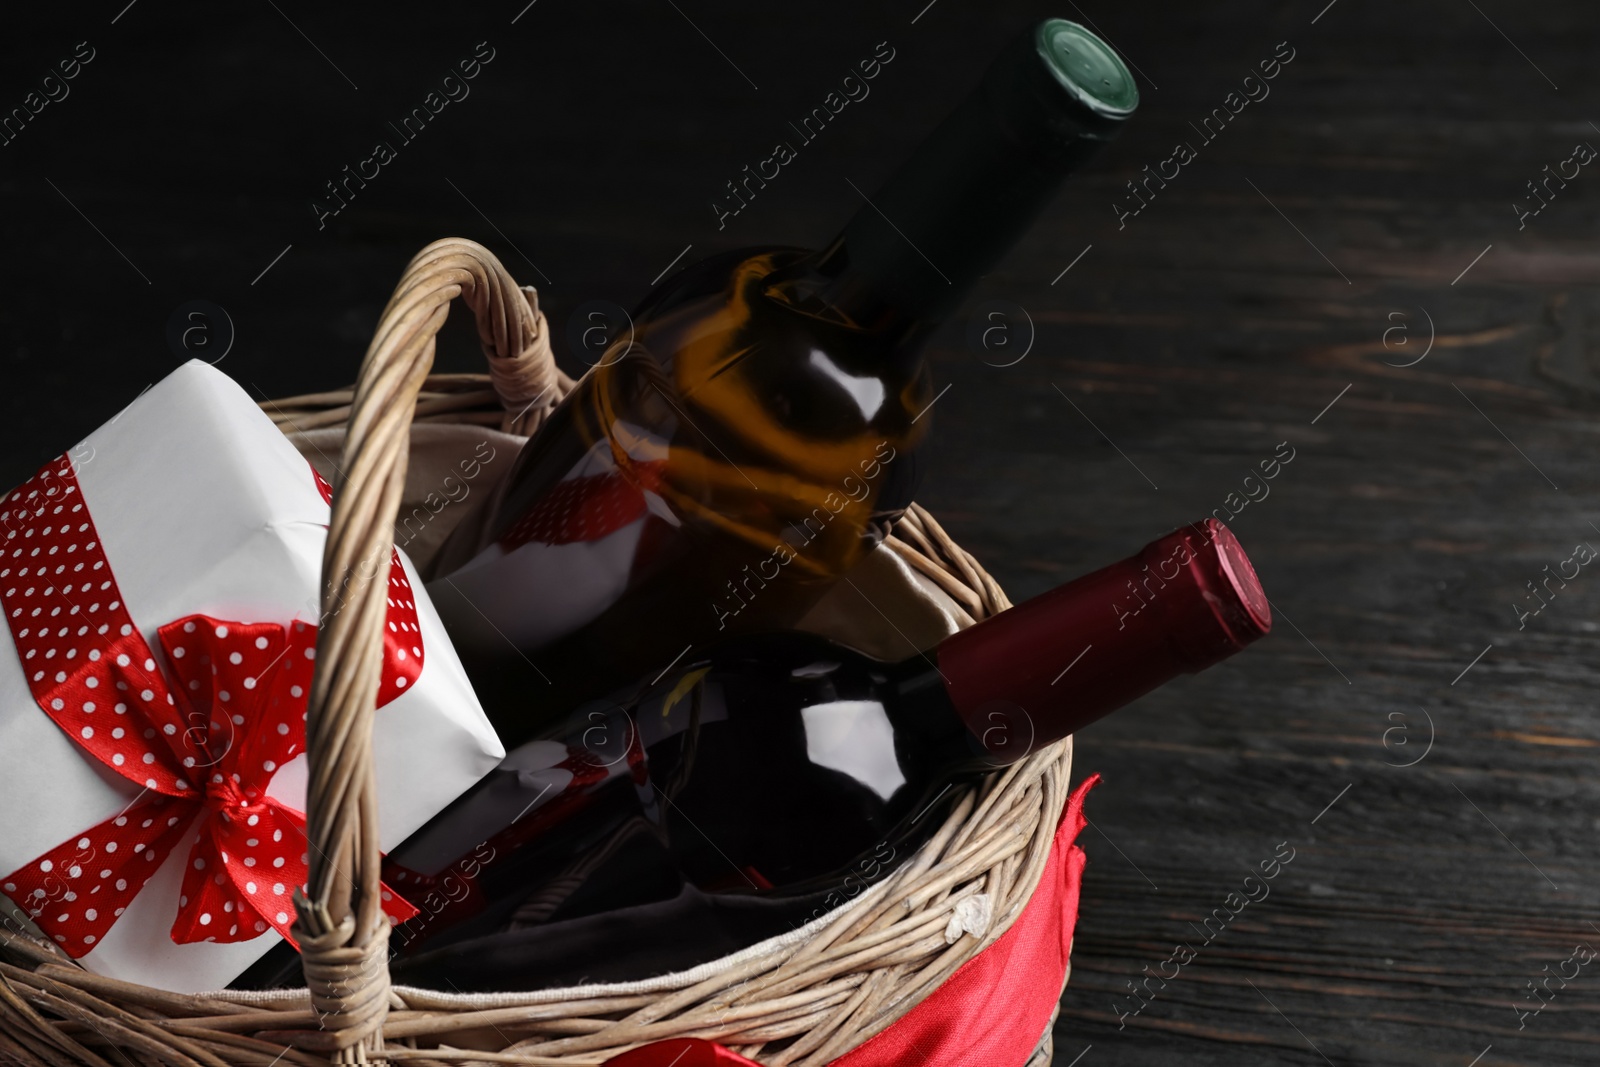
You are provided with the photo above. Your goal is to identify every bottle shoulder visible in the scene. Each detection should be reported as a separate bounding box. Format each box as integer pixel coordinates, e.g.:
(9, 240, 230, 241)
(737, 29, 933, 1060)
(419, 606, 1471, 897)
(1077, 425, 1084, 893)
(634, 245, 808, 323)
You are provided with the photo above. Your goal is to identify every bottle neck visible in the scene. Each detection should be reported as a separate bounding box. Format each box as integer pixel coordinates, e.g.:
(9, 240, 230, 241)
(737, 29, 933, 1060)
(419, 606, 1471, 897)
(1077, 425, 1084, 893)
(919, 520, 1271, 763)
(767, 20, 1134, 335)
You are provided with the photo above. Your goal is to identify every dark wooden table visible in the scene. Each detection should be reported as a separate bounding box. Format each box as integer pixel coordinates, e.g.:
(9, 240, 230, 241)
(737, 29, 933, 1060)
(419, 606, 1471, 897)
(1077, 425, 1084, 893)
(3, 1, 1597, 1063)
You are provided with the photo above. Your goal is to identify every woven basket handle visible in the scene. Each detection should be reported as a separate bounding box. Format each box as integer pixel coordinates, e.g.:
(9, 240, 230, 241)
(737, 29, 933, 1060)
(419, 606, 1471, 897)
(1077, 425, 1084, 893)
(291, 239, 559, 1060)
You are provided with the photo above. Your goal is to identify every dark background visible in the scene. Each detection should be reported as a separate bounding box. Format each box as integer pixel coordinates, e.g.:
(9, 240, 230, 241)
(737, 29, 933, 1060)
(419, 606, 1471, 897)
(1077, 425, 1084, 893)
(4, 1, 1599, 1064)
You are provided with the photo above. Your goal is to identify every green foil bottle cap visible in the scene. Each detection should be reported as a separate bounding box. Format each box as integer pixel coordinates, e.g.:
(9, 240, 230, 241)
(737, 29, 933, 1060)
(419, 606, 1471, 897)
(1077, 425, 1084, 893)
(1036, 18, 1138, 119)
(979, 17, 1139, 148)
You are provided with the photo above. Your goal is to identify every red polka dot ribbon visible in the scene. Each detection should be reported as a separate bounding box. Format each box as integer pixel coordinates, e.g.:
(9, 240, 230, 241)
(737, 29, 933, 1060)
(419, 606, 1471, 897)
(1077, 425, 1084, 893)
(0, 455, 421, 958)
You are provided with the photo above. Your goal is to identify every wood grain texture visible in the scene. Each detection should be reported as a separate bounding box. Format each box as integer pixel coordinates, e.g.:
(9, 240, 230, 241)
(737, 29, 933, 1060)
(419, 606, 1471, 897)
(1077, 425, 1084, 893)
(0, 0, 1596, 1062)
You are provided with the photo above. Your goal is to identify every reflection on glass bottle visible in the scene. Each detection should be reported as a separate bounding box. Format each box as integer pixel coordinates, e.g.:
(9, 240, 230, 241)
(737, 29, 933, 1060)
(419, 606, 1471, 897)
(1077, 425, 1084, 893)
(426, 246, 931, 735)
(425, 17, 1142, 744)
(387, 518, 1271, 967)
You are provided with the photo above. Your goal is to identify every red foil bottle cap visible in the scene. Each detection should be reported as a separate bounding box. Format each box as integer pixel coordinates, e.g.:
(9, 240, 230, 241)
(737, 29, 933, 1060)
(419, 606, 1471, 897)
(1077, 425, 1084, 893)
(935, 518, 1270, 760)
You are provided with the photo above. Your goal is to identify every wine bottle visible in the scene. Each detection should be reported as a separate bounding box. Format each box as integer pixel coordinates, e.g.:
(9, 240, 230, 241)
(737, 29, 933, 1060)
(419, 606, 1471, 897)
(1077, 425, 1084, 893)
(373, 518, 1270, 973)
(422, 18, 1141, 737)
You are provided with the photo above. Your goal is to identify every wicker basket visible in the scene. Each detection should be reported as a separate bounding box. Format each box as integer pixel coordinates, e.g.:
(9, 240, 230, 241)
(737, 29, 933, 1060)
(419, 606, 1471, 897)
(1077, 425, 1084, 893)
(0, 239, 1074, 1066)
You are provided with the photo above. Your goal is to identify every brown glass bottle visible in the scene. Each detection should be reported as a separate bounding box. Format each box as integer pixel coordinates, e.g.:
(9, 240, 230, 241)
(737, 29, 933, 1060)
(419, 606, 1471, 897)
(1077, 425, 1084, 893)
(424, 18, 1140, 742)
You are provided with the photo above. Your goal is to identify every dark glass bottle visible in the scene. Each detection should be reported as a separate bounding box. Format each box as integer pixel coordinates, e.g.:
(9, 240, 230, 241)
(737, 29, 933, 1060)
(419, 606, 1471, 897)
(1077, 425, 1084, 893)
(373, 519, 1270, 974)
(422, 18, 1141, 739)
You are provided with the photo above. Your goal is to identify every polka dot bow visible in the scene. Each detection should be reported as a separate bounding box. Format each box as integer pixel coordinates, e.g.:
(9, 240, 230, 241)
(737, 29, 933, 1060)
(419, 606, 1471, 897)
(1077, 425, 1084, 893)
(0, 454, 422, 957)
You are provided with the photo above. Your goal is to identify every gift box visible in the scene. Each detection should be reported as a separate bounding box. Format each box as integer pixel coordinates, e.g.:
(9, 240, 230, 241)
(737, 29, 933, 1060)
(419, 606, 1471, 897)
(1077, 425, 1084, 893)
(0, 359, 503, 993)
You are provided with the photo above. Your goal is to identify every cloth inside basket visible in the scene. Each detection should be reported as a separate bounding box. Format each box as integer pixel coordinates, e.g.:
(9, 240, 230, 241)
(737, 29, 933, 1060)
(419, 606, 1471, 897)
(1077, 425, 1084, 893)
(602, 775, 1098, 1067)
